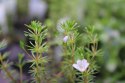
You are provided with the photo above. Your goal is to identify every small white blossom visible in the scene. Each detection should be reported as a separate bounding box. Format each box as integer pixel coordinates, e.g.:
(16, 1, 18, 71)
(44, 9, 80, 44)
(63, 36, 69, 43)
(73, 59, 89, 72)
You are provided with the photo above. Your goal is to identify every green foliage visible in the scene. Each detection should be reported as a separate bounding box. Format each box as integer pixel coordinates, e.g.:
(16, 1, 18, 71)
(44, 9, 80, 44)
(0, 39, 7, 49)
(20, 40, 25, 49)
(0, 20, 102, 83)
(25, 21, 48, 54)
(0, 53, 16, 83)
(25, 21, 49, 83)
(60, 20, 102, 83)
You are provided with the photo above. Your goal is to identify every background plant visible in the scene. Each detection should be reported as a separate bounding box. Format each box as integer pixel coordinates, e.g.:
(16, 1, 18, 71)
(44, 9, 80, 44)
(23, 21, 49, 83)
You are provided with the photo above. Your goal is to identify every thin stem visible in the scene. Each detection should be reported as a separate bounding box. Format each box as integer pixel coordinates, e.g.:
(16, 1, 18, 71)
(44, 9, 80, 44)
(71, 35, 75, 83)
(82, 72, 88, 83)
(72, 43, 75, 64)
(36, 57, 41, 83)
(33, 29, 45, 83)
(0, 60, 16, 83)
(71, 35, 75, 64)
(23, 49, 34, 59)
(35, 41, 41, 83)
(3, 66, 16, 83)
(91, 41, 97, 60)
(84, 76, 88, 83)
(19, 65, 23, 83)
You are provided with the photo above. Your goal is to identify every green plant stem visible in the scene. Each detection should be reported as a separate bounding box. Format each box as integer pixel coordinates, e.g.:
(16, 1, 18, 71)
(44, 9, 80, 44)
(71, 39, 75, 64)
(82, 72, 88, 83)
(36, 55, 41, 83)
(91, 42, 97, 60)
(84, 76, 88, 83)
(1, 62, 16, 83)
(19, 65, 23, 83)
(34, 32, 43, 83)
(0, 55, 16, 83)
(23, 49, 34, 59)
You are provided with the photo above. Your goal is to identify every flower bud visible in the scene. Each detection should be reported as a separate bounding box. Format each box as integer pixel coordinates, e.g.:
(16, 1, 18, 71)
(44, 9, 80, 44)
(63, 36, 69, 43)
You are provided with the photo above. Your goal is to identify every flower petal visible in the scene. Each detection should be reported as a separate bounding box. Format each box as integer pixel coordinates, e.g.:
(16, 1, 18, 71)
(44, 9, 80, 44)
(73, 59, 89, 72)
(73, 64, 81, 72)
(77, 60, 83, 66)
(82, 59, 89, 70)
(63, 36, 69, 43)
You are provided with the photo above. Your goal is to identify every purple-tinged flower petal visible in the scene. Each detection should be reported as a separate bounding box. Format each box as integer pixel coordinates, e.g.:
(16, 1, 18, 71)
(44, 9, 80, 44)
(63, 36, 69, 43)
(72, 59, 89, 72)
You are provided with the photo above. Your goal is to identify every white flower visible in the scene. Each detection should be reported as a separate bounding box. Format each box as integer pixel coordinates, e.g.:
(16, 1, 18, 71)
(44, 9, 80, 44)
(72, 59, 89, 72)
(63, 36, 69, 43)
